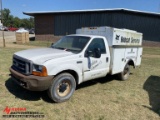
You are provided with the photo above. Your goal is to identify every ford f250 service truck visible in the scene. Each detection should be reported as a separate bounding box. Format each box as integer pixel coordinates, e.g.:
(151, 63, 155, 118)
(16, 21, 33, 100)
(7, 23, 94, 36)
(10, 26, 143, 103)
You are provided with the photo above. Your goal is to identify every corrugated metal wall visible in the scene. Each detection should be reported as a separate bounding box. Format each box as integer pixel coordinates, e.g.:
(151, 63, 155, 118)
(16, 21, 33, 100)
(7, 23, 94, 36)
(54, 11, 160, 41)
(54, 12, 113, 35)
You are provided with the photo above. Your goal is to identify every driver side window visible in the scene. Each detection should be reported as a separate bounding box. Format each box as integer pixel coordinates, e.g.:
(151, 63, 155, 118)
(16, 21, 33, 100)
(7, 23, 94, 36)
(86, 38, 106, 57)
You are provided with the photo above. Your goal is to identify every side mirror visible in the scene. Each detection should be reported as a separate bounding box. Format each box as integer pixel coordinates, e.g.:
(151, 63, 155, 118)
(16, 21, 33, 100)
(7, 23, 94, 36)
(94, 48, 101, 58)
(85, 48, 101, 58)
(85, 50, 92, 57)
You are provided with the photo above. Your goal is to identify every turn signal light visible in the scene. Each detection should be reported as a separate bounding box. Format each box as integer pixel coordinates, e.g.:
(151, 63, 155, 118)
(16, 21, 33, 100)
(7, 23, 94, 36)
(32, 66, 48, 77)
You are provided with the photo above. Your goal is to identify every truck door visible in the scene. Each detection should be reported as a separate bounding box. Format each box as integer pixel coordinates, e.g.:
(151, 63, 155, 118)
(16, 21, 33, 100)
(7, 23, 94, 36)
(83, 38, 110, 81)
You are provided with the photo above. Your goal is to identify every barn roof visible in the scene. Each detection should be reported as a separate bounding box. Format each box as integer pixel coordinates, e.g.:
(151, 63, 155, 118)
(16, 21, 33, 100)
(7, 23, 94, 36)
(23, 8, 160, 17)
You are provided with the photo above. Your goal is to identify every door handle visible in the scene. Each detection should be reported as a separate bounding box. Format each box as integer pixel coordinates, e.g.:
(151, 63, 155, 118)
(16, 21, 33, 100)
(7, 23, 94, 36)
(106, 57, 108, 62)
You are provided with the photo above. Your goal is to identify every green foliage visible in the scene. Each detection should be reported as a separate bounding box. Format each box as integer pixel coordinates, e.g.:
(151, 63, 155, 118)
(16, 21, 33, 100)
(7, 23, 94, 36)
(2, 8, 34, 29)
(2, 8, 12, 26)
(20, 18, 34, 29)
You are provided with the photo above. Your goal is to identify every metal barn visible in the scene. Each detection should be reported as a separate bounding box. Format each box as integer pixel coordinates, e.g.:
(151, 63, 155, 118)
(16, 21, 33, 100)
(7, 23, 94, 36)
(24, 8, 160, 42)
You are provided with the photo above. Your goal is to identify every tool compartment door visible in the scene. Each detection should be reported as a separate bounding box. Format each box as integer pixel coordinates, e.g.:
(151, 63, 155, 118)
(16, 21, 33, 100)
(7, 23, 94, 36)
(136, 47, 143, 66)
(111, 48, 126, 75)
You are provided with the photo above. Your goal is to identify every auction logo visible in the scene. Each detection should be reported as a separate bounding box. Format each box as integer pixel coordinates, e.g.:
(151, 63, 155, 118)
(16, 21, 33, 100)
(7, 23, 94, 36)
(115, 35, 120, 40)
(2, 106, 45, 118)
(3, 106, 26, 114)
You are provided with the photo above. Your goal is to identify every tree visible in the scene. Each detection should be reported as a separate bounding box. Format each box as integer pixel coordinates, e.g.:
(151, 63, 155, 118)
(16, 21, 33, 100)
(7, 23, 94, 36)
(13, 17, 21, 28)
(2, 8, 13, 26)
(20, 17, 34, 29)
(2, 8, 34, 29)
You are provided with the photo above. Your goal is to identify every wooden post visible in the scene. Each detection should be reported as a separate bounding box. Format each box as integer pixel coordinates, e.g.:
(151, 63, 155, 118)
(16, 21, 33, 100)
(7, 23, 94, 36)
(1, 0, 5, 47)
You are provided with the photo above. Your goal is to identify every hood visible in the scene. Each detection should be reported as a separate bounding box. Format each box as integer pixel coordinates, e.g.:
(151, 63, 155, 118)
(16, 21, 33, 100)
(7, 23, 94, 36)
(14, 48, 74, 64)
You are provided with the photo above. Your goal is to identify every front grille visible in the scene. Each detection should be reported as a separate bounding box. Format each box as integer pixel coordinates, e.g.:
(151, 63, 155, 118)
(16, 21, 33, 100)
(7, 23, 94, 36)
(12, 55, 32, 75)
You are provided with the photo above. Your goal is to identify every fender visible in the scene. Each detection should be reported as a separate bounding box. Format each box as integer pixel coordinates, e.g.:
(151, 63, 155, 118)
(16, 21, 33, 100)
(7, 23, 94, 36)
(47, 64, 83, 84)
(127, 59, 136, 68)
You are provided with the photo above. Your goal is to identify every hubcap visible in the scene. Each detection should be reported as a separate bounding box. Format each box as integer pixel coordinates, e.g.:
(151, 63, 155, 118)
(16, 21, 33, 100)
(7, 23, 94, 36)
(57, 80, 71, 97)
(123, 65, 130, 79)
(124, 67, 129, 75)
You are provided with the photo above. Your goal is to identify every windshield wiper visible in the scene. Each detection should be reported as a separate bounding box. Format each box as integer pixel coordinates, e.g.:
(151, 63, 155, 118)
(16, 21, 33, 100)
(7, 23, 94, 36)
(52, 46, 65, 50)
(65, 49, 80, 53)
(52, 46, 80, 53)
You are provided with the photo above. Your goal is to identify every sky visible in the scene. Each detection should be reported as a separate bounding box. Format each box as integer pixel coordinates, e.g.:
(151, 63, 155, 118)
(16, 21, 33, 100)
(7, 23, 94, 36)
(2, 0, 160, 18)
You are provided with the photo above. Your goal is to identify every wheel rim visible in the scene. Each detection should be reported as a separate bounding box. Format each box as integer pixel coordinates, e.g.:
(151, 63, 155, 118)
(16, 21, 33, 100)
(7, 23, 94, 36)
(57, 80, 71, 97)
(123, 65, 129, 78)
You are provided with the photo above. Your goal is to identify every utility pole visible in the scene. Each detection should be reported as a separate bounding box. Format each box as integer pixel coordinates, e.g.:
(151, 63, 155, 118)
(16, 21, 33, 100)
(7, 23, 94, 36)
(0, 0, 5, 47)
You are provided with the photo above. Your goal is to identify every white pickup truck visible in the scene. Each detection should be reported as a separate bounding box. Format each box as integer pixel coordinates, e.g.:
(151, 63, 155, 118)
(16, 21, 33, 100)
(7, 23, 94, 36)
(10, 26, 143, 103)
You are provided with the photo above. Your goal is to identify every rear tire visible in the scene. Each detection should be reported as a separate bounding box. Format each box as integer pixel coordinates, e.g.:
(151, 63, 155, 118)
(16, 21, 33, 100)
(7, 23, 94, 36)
(48, 73, 76, 103)
(118, 64, 130, 80)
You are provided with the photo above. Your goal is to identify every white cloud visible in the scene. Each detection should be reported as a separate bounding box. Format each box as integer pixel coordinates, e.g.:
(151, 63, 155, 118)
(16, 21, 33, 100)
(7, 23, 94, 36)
(22, 4, 27, 7)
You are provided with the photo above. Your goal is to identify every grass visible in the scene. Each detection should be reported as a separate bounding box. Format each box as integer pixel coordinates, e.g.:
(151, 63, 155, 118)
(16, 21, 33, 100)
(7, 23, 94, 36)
(0, 43, 160, 120)
(13, 40, 54, 47)
(143, 47, 160, 55)
(26, 40, 54, 47)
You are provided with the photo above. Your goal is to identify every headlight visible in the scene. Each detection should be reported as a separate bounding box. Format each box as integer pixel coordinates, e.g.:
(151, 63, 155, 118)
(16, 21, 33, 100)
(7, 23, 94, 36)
(32, 64, 48, 77)
(33, 64, 43, 72)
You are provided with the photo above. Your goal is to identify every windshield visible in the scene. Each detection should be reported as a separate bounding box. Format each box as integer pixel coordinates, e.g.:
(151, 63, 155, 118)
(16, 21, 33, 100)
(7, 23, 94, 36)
(51, 36, 90, 53)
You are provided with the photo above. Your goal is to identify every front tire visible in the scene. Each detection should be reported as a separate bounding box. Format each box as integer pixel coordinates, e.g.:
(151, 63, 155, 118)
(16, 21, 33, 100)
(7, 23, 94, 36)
(118, 64, 130, 80)
(48, 73, 76, 103)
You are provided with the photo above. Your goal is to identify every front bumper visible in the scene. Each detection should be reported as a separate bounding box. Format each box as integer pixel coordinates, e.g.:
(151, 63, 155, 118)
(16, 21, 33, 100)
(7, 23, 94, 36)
(10, 68, 54, 91)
